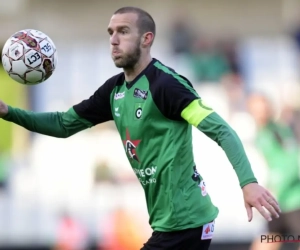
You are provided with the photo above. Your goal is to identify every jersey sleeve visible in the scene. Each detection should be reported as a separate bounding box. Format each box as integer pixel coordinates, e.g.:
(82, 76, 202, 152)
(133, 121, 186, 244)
(2, 105, 92, 138)
(73, 78, 115, 125)
(181, 100, 258, 188)
(151, 75, 200, 120)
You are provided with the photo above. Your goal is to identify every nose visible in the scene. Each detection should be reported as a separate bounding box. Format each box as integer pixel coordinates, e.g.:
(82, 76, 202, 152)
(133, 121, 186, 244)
(110, 32, 119, 45)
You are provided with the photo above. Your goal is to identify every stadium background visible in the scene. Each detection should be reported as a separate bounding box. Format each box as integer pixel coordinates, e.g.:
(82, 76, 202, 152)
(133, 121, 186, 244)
(0, 0, 300, 249)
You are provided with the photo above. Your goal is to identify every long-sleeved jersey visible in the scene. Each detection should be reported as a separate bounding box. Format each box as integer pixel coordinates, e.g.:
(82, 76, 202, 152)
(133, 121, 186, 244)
(3, 58, 257, 231)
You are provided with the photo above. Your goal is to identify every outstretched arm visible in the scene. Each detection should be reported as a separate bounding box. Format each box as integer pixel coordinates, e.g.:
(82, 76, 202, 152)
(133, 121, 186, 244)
(0, 77, 117, 138)
(2, 104, 92, 138)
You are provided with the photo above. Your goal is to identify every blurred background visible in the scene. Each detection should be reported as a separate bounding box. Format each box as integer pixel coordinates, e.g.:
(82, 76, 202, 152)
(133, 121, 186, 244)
(1, 0, 300, 249)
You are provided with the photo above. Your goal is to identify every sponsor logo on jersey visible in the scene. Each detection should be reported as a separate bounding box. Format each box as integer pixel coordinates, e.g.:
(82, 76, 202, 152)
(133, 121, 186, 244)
(122, 128, 141, 163)
(191, 166, 200, 182)
(134, 166, 157, 186)
(114, 107, 120, 117)
(134, 103, 144, 120)
(201, 221, 215, 240)
(191, 166, 208, 195)
(199, 180, 207, 196)
(133, 88, 148, 100)
(114, 92, 125, 100)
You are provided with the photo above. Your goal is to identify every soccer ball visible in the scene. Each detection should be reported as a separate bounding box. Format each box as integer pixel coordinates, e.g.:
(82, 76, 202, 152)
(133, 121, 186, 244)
(1, 29, 58, 85)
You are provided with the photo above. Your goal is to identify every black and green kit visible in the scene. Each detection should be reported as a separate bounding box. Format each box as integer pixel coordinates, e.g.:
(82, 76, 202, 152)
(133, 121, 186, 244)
(3, 58, 257, 232)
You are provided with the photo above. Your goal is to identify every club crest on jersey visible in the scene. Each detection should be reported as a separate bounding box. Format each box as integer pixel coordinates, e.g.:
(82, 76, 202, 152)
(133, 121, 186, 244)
(133, 88, 148, 100)
(134, 103, 144, 120)
(122, 128, 141, 163)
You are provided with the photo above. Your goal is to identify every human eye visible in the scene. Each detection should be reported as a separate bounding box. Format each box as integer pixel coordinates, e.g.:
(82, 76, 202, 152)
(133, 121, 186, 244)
(120, 28, 129, 35)
(107, 29, 113, 36)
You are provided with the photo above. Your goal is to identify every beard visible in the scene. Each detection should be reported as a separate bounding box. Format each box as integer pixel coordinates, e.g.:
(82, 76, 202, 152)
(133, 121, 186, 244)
(112, 40, 141, 69)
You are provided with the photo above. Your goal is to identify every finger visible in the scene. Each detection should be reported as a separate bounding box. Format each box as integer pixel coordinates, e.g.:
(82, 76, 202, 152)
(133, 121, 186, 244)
(245, 203, 253, 222)
(264, 190, 279, 205)
(261, 199, 279, 219)
(254, 203, 272, 221)
(267, 199, 281, 215)
(263, 193, 281, 214)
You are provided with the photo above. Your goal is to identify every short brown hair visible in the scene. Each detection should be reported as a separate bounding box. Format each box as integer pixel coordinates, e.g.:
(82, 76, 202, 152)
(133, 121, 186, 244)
(114, 7, 156, 39)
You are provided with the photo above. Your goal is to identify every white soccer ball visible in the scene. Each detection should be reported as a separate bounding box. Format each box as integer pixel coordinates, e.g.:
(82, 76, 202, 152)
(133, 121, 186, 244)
(1, 29, 58, 85)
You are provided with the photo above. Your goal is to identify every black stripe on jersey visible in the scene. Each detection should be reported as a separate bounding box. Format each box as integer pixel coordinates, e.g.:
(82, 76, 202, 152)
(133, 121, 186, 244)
(146, 59, 200, 121)
(73, 73, 124, 125)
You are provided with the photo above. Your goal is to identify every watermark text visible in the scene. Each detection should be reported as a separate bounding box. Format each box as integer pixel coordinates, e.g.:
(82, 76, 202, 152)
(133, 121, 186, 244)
(261, 235, 300, 243)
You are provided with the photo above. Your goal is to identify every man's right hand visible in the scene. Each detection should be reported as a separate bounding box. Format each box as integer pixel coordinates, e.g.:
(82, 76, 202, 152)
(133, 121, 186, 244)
(0, 100, 8, 118)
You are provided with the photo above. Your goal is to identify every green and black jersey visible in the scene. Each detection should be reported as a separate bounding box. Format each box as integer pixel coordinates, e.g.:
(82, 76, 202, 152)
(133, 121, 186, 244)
(2, 58, 257, 232)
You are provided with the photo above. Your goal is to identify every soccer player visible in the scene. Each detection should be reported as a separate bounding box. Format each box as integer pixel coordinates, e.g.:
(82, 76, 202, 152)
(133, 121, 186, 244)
(0, 7, 281, 250)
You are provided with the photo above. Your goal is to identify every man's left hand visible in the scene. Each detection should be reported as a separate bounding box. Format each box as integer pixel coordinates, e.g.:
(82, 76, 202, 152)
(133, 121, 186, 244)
(242, 183, 281, 222)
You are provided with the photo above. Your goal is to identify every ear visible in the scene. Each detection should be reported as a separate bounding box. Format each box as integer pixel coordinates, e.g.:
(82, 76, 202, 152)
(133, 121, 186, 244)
(141, 32, 154, 47)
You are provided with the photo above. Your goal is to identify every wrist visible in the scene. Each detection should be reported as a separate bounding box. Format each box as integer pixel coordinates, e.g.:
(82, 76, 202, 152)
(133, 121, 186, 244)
(241, 180, 258, 189)
(1, 105, 11, 119)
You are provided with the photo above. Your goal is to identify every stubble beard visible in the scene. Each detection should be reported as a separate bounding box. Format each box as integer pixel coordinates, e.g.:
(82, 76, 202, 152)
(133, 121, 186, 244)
(113, 41, 141, 70)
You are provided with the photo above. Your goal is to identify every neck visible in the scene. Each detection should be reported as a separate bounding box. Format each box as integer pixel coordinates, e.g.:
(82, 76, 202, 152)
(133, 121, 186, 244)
(124, 54, 152, 82)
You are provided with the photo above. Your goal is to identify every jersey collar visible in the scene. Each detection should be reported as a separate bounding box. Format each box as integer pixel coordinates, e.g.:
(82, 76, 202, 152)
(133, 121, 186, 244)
(125, 58, 157, 89)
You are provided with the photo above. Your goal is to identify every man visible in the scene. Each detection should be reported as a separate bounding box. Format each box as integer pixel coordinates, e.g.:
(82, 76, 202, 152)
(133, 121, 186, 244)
(0, 7, 281, 250)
